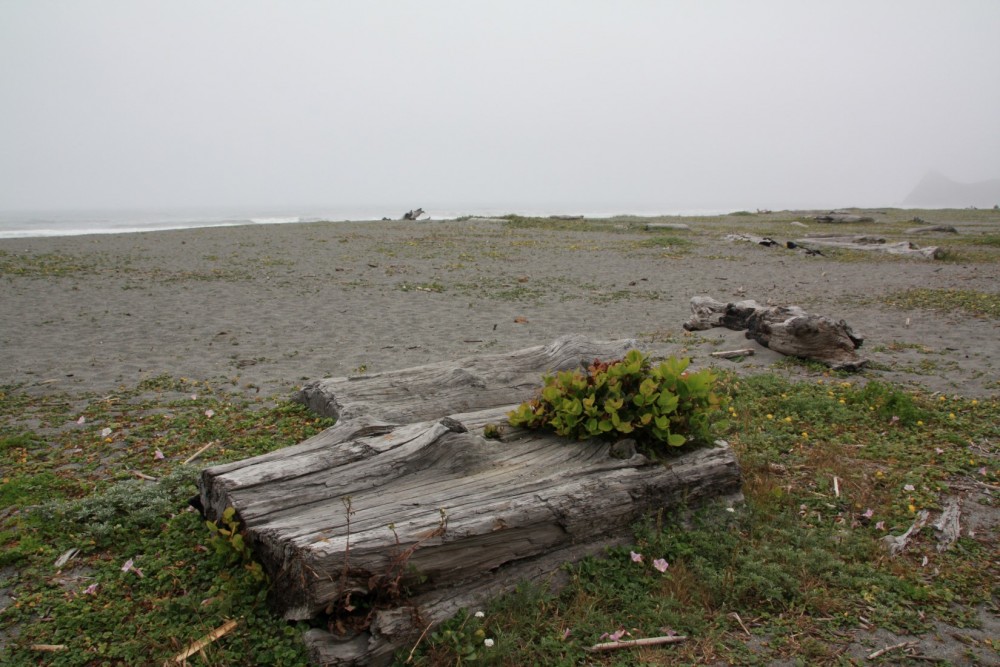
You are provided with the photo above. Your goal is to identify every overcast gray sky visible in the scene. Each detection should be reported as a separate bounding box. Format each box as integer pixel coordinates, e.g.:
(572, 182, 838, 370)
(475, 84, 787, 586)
(2, 1, 999, 212)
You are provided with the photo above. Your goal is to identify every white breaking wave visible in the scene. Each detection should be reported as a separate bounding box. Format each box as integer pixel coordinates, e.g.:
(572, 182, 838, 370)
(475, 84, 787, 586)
(250, 216, 301, 225)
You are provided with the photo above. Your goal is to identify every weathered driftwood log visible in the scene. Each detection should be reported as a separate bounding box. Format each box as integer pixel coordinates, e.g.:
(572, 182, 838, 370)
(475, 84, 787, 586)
(401, 208, 425, 221)
(200, 337, 743, 665)
(813, 213, 874, 223)
(796, 235, 943, 259)
(294, 334, 636, 423)
(724, 234, 823, 256)
(200, 406, 741, 665)
(683, 296, 866, 370)
(906, 224, 958, 234)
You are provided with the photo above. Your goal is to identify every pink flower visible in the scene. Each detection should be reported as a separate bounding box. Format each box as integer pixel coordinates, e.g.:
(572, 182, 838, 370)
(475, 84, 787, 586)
(191, 394, 198, 400)
(154, 449, 165, 460)
(903, 484, 915, 492)
(76, 416, 86, 425)
(561, 628, 572, 640)
(630, 551, 643, 564)
(83, 583, 99, 595)
(863, 508, 874, 519)
(653, 558, 669, 573)
(204, 409, 215, 418)
(100, 427, 112, 438)
(121, 558, 144, 578)
(875, 521, 886, 531)
(980, 467, 988, 476)
(935, 447, 944, 455)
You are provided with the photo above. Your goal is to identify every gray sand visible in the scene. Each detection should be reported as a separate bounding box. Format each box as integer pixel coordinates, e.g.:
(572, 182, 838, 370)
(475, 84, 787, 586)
(1, 216, 998, 398)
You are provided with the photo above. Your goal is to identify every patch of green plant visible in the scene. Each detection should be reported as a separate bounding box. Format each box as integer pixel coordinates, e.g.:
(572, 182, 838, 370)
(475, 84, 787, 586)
(411, 373, 997, 665)
(508, 350, 727, 457)
(0, 378, 335, 665)
(881, 287, 1000, 319)
(0, 250, 98, 277)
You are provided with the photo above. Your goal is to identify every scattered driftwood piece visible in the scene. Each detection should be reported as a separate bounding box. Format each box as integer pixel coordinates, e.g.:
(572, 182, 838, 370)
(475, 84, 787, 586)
(172, 619, 239, 663)
(548, 214, 583, 220)
(183, 440, 217, 465)
(401, 208, 425, 221)
(30, 644, 68, 652)
(933, 496, 962, 552)
(794, 235, 943, 259)
(725, 234, 823, 256)
(867, 640, 918, 660)
(790, 220, 808, 228)
(645, 222, 691, 231)
(710, 348, 755, 360)
(586, 635, 688, 653)
(294, 334, 636, 422)
(882, 509, 930, 556)
(906, 224, 958, 234)
(813, 213, 874, 223)
(683, 297, 866, 371)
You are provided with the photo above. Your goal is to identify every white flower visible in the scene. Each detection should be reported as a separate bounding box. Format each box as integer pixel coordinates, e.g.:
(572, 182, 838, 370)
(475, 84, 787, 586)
(474, 611, 485, 618)
(484, 638, 494, 648)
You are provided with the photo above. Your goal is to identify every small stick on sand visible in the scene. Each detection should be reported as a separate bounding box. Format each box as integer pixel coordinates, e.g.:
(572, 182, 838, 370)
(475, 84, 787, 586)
(31, 644, 68, 652)
(184, 441, 217, 465)
(586, 635, 687, 653)
(172, 618, 239, 663)
(833, 476, 840, 498)
(867, 640, 918, 660)
(730, 612, 752, 636)
(130, 470, 158, 482)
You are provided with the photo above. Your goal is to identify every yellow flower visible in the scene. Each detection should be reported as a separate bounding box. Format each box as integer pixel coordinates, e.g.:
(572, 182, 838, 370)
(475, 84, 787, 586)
(784, 416, 793, 423)
(839, 399, 846, 405)
(875, 470, 884, 478)
(801, 432, 809, 439)
(949, 413, 956, 420)
(766, 414, 774, 420)
(939, 396, 946, 401)
(971, 399, 979, 406)
(916, 420, 924, 426)
(908, 504, 916, 513)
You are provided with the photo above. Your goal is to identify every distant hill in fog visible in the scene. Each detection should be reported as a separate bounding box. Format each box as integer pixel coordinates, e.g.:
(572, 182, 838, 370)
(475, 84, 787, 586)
(903, 171, 1000, 208)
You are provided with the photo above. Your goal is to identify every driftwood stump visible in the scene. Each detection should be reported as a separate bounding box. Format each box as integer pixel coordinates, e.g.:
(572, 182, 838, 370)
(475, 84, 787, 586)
(198, 337, 744, 666)
(684, 297, 867, 371)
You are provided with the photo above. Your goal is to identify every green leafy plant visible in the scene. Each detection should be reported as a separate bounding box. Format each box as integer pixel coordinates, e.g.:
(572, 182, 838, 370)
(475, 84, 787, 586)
(206, 506, 266, 581)
(507, 350, 726, 456)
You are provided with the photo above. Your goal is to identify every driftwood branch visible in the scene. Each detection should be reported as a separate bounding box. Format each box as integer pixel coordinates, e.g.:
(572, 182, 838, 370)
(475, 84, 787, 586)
(882, 510, 930, 556)
(933, 496, 962, 552)
(684, 297, 866, 370)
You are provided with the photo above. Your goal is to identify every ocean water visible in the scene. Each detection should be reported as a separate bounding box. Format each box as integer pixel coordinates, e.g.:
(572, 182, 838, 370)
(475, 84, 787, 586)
(0, 204, 731, 240)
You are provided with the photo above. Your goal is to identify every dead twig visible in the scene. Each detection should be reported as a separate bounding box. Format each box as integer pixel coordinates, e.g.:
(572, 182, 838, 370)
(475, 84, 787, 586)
(183, 441, 217, 465)
(730, 612, 752, 636)
(31, 644, 68, 652)
(867, 640, 918, 660)
(404, 621, 436, 664)
(586, 635, 687, 653)
(172, 618, 239, 663)
(710, 348, 755, 359)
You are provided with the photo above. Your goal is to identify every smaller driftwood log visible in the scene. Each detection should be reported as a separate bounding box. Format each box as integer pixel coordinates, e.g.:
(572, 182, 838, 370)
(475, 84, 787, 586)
(683, 296, 866, 370)
(797, 235, 943, 259)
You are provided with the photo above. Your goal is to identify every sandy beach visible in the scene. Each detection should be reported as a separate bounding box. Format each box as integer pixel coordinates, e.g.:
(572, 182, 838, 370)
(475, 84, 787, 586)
(2, 211, 999, 400)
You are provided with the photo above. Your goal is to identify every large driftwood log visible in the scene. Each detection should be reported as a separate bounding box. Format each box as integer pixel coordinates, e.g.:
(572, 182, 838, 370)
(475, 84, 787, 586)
(294, 334, 637, 423)
(200, 407, 741, 666)
(684, 297, 866, 370)
(199, 337, 743, 666)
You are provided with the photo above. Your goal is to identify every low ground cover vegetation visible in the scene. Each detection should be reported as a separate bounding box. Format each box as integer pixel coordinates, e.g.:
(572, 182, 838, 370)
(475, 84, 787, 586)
(1, 368, 995, 665)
